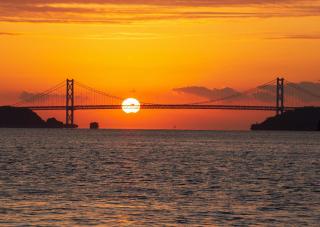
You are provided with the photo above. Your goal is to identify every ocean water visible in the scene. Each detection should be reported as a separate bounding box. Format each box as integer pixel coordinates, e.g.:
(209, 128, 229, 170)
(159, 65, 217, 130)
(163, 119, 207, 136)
(0, 129, 319, 226)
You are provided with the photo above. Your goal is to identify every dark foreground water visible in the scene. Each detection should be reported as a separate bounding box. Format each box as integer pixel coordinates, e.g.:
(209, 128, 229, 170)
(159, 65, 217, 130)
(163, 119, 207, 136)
(0, 129, 319, 226)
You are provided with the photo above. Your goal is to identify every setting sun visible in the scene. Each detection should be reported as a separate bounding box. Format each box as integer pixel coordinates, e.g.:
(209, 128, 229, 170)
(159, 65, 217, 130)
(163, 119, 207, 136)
(122, 98, 140, 114)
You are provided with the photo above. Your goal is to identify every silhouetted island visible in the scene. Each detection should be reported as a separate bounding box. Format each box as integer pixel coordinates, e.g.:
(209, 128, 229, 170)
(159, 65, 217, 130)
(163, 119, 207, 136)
(0, 106, 67, 128)
(251, 107, 320, 131)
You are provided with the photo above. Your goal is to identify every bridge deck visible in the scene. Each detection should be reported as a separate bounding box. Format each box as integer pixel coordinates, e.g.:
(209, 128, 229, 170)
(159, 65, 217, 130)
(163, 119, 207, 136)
(22, 104, 297, 111)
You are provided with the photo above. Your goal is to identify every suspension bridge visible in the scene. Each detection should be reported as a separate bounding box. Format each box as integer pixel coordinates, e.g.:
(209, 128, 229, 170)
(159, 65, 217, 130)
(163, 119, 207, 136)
(13, 77, 320, 127)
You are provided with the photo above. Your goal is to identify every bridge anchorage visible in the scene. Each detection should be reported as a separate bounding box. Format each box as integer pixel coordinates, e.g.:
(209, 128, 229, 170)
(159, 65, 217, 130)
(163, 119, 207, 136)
(14, 77, 320, 127)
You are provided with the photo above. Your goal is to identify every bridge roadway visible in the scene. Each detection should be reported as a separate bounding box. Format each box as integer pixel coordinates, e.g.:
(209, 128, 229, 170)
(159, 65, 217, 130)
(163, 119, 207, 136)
(22, 104, 297, 111)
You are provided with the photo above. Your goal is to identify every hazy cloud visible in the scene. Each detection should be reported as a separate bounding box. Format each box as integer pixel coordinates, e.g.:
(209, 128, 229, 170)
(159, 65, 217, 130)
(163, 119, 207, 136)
(0, 0, 319, 23)
(18, 91, 87, 105)
(19, 91, 37, 101)
(173, 86, 240, 101)
(18, 91, 64, 102)
(0, 0, 299, 7)
(267, 34, 320, 40)
(174, 81, 320, 104)
(0, 32, 21, 36)
(286, 81, 320, 102)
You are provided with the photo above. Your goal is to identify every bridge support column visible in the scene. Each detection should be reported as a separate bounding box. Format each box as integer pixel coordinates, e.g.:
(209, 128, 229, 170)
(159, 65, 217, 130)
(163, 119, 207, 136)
(276, 77, 284, 116)
(66, 79, 74, 128)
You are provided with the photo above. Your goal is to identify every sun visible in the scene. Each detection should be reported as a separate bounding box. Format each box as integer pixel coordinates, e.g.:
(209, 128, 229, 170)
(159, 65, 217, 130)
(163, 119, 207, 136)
(122, 98, 141, 114)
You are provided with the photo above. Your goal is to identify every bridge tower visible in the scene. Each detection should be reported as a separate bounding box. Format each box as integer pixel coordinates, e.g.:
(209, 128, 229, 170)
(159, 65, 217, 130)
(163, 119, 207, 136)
(276, 77, 284, 116)
(66, 79, 74, 128)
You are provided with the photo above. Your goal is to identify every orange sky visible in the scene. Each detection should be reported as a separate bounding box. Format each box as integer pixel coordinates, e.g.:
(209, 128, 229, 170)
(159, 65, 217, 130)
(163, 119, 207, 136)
(1, 0, 320, 129)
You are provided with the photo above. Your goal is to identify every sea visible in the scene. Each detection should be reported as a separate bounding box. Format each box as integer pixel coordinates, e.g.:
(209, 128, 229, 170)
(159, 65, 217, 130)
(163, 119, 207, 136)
(0, 129, 319, 226)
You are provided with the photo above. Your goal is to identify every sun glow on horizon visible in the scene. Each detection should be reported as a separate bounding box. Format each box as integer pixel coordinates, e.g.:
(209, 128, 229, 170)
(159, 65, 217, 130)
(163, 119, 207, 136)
(122, 98, 141, 114)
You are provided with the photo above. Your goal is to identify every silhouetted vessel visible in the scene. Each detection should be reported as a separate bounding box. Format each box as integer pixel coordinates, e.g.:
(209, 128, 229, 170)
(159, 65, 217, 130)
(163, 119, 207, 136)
(0, 106, 66, 128)
(90, 122, 99, 129)
(251, 107, 320, 131)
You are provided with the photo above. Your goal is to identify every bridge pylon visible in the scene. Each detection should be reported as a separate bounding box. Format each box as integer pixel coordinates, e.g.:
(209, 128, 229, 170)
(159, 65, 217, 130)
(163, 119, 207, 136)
(276, 77, 284, 116)
(66, 79, 74, 128)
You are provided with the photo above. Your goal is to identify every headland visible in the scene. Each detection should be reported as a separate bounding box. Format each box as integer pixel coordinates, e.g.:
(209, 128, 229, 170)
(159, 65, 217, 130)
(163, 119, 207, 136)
(251, 107, 320, 131)
(0, 106, 68, 128)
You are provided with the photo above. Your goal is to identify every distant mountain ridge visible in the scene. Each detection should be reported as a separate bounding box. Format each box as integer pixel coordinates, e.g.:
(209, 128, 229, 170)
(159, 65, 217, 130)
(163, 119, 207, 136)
(0, 106, 64, 128)
(251, 107, 320, 131)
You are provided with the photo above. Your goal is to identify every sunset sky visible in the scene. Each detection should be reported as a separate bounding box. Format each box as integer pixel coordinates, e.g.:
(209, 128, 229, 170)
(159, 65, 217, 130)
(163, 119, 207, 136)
(1, 0, 320, 129)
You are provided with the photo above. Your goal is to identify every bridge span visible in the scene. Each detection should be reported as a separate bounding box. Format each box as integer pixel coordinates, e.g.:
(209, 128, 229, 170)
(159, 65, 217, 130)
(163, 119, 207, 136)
(24, 104, 296, 112)
(13, 77, 319, 127)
